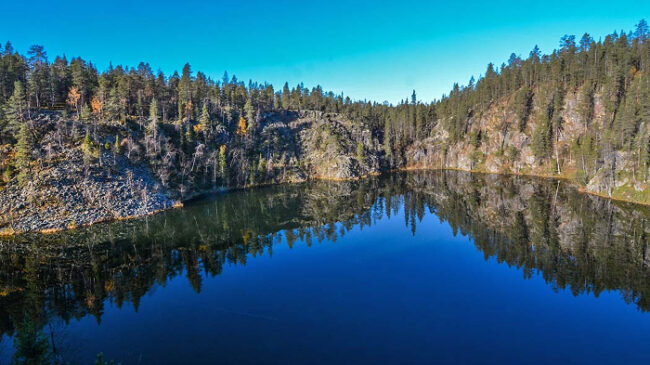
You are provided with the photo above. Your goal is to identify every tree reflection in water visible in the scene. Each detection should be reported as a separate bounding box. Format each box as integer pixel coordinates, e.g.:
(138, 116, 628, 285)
(0, 170, 649, 360)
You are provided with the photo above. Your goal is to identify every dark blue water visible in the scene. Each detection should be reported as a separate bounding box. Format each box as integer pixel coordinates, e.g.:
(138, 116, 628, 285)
(1, 171, 650, 364)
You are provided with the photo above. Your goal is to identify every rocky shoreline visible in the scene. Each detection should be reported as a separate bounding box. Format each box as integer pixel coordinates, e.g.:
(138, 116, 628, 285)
(0, 148, 178, 235)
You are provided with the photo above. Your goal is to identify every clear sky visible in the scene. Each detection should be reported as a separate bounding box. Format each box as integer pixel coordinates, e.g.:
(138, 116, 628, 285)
(1, 0, 649, 104)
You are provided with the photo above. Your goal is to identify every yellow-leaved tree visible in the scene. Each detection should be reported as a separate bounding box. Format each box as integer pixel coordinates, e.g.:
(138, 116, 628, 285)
(67, 87, 81, 119)
(236, 116, 247, 136)
(91, 96, 103, 120)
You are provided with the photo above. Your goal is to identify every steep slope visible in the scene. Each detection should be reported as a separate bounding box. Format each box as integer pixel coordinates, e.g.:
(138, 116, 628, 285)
(407, 87, 649, 203)
(0, 111, 381, 234)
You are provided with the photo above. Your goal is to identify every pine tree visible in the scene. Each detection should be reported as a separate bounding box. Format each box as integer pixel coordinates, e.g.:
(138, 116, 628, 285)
(27, 45, 49, 110)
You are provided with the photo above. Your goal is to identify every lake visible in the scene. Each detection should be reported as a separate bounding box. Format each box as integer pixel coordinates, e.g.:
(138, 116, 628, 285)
(1, 171, 650, 364)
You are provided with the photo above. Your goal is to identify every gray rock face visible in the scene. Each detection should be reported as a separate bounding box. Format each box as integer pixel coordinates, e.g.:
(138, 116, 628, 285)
(403, 89, 650, 203)
(0, 111, 383, 234)
(299, 113, 382, 179)
(0, 148, 177, 234)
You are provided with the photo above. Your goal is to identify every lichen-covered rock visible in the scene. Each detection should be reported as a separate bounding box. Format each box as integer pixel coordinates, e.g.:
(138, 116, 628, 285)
(0, 110, 385, 234)
(0, 148, 177, 234)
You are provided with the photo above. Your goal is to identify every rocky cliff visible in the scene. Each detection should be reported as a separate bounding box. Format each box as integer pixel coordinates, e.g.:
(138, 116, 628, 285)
(407, 88, 649, 204)
(0, 111, 381, 234)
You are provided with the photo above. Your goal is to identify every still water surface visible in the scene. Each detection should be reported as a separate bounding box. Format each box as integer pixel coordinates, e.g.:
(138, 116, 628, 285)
(1, 171, 650, 364)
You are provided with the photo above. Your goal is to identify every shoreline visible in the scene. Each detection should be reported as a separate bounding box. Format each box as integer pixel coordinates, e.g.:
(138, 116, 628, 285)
(401, 165, 650, 208)
(0, 203, 183, 237)
(2, 167, 648, 237)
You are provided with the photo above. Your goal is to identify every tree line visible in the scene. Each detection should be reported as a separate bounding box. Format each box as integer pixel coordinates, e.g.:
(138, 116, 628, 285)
(1, 20, 649, 191)
(437, 20, 650, 183)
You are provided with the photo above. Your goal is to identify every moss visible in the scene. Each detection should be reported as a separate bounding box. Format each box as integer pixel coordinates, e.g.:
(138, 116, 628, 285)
(611, 184, 650, 204)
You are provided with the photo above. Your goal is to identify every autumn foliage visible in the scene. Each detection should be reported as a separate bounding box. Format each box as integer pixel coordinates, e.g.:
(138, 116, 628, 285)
(236, 116, 247, 135)
(66, 87, 81, 117)
(91, 96, 103, 116)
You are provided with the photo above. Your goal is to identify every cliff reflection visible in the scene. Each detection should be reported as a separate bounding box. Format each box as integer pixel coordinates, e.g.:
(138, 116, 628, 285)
(1, 170, 649, 341)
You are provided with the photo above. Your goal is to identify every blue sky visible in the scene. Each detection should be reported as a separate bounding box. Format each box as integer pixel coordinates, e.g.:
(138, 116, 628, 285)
(1, 0, 649, 103)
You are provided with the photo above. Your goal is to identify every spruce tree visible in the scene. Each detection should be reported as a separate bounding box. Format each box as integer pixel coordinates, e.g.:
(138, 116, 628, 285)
(383, 118, 393, 160)
(199, 101, 210, 130)
(531, 115, 551, 162)
(14, 123, 33, 186)
(219, 145, 227, 184)
(178, 63, 192, 120)
(356, 142, 366, 168)
(281, 82, 290, 110)
(4, 80, 26, 136)
(147, 98, 159, 138)
(244, 98, 255, 132)
(105, 87, 120, 122)
(11, 314, 51, 365)
(515, 86, 532, 132)
(81, 130, 96, 165)
(81, 103, 91, 122)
